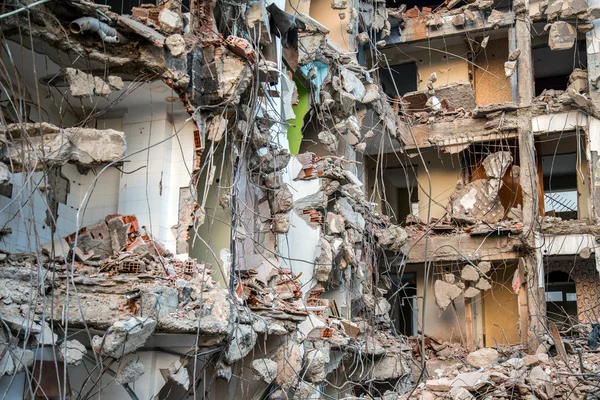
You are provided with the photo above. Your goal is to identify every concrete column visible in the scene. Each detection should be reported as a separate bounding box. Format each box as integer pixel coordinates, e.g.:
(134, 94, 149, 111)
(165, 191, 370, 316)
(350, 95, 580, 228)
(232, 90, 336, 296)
(515, 0, 545, 351)
(586, 16, 600, 221)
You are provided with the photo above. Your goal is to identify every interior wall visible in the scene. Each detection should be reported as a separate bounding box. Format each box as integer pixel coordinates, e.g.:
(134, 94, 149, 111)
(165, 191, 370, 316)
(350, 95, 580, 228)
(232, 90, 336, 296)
(482, 262, 520, 346)
(474, 37, 513, 105)
(410, 44, 470, 91)
(413, 265, 467, 343)
(416, 150, 461, 221)
(366, 150, 461, 222)
(309, 0, 350, 51)
(189, 143, 232, 287)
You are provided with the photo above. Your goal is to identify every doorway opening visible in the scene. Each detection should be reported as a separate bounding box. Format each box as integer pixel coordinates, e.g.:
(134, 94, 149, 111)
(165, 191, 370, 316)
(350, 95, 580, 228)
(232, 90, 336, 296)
(388, 272, 417, 336)
(545, 271, 578, 329)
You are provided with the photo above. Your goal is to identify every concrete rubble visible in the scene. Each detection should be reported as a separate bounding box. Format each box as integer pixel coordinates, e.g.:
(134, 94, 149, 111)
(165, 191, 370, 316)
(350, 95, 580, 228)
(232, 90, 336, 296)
(1, 0, 600, 396)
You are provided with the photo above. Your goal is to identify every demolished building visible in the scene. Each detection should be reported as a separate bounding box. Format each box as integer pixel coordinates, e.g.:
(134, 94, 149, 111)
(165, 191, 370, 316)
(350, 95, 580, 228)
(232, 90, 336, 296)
(1, 0, 600, 398)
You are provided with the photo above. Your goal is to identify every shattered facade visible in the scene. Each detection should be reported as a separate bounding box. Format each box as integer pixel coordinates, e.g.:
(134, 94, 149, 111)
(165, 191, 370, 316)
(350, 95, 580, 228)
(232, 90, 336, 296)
(1, 0, 600, 398)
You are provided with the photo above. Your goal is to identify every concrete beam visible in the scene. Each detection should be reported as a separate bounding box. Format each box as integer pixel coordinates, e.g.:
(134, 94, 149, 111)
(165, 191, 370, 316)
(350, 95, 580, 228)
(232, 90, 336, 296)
(405, 234, 521, 263)
(385, 10, 515, 45)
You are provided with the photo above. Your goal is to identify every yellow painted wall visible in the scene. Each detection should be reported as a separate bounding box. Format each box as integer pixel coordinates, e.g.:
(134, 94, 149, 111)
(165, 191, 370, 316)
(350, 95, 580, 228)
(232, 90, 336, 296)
(309, 0, 350, 52)
(366, 149, 461, 222)
(482, 263, 520, 346)
(415, 150, 462, 221)
(285, 0, 310, 15)
(410, 44, 470, 91)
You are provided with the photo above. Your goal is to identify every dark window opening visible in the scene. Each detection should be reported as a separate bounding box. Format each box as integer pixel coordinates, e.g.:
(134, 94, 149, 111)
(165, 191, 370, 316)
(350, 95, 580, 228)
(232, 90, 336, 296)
(545, 271, 577, 329)
(382, 165, 419, 225)
(388, 272, 417, 336)
(380, 63, 418, 101)
(534, 40, 587, 96)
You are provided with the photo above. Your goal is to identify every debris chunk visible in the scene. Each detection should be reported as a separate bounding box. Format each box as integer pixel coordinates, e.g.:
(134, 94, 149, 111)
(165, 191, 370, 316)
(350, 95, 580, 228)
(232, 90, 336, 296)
(466, 348, 499, 368)
(92, 317, 157, 358)
(252, 358, 278, 383)
(167, 360, 190, 389)
(115, 360, 145, 384)
(65, 67, 94, 98)
(165, 34, 186, 56)
(107, 75, 124, 90)
(434, 280, 463, 310)
(225, 324, 257, 362)
(158, 9, 183, 34)
(59, 340, 87, 366)
(548, 21, 576, 50)
(504, 60, 517, 78)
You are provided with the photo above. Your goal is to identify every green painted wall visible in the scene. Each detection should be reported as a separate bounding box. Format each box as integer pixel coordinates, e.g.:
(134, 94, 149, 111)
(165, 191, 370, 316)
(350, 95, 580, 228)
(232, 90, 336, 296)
(287, 80, 308, 155)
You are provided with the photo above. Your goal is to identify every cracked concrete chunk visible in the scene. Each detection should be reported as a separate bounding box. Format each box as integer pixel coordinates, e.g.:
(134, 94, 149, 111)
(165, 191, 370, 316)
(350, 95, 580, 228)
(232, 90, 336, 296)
(450, 387, 474, 400)
(252, 358, 278, 383)
(452, 13, 465, 26)
(314, 238, 333, 282)
(443, 273, 456, 284)
(549, 21, 576, 50)
(375, 225, 408, 252)
(0, 344, 34, 375)
(166, 34, 186, 56)
(356, 32, 369, 45)
(225, 324, 257, 362)
(331, 0, 347, 9)
(272, 213, 290, 233)
(371, 354, 409, 380)
(487, 10, 505, 28)
(304, 347, 330, 383)
(340, 67, 365, 101)
(94, 76, 111, 97)
(504, 60, 517, 78)
(466, 348, 499, 368)
(568, 68, 588, 93)
(92, 317, 157, 358)
(197, 289, 232, 335)
(448, 179, 505, 224)
(115, 360, 145, 384)
(334, 198, 365, 231)
(483, 151, 513, 179)
(159, 9, 183, 34)
(327, 212, 345, 234)
(67, 128, 126, 165)
(168, 360, 190, 389)
(65, 67, 94, 98)
(107, 75, 124, 90)
(464, 286, 480, 298)
(478, 261, 492, 274)
(318, 130, 339, 153)
(461, 265, 480, 281)
(434, 280, 463, 310)
(475, 278, 492, 291)
(274, 341, 302, 390)
(59, 340, 87, 366)
(271, 185, 294, 214)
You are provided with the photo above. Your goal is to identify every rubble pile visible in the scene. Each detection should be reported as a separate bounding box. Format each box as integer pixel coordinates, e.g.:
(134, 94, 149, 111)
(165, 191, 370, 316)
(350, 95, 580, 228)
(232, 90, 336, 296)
(405, 342, 600, 400)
